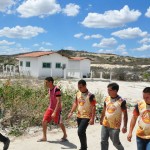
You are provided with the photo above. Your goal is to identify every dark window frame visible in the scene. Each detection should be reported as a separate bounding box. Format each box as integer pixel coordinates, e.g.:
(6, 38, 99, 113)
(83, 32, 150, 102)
(56, 63, 61, 69)
(26, 61, 30, 67)
(20, 61, 23, 66)
(42, 62, 51, 68)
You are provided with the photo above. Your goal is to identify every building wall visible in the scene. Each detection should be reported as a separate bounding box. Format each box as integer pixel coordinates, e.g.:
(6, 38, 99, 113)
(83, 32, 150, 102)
(68, 60, 80, 69)
(38, 53, 68, 77)
(80, 59, 91, 77)
(18, 58, 38, 77)
(67, 60, 81, 78)
(67, 59, 91, 78)
(18, 54, 91, 78)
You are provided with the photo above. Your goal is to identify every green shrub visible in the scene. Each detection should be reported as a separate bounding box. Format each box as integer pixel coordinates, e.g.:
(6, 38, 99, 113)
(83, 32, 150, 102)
(0, 79, 105, 135)
(0, 80, 48, 135)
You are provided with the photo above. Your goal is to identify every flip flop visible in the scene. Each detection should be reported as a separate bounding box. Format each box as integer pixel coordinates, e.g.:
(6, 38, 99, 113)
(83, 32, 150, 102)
(60, 138, 68, 142)
(37, 139, 47, 142)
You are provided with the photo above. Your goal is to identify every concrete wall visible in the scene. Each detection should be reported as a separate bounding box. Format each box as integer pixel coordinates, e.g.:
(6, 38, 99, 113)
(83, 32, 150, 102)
(37, 53, 68, 78)
(80, 59, 91, 77)
(18, 57, 38, 77)
(18, 54, 91, 78)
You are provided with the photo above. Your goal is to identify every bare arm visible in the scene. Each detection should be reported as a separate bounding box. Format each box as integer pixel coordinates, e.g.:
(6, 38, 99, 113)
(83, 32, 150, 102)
(89, 105, 96, 125)
(54, 96, 61, 112)
(127, 115, 138, 142)
(52, 96, 61, 117)
(100, 107, 106, 125)
(68, 101, 78, 119)
(122, 110, 128, 133)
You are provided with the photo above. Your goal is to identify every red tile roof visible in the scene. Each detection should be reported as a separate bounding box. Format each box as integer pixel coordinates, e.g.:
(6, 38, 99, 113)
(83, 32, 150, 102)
(17, 52, 91, 61)
(17, 51, 54, 58)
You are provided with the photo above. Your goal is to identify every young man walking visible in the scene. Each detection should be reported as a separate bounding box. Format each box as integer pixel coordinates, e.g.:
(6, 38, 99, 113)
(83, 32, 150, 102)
(0, 133, 10, 150)
(68, 79, 96, 150)
(100, 82, 128, 150)
(38, 77, 67, 142)
(127, 87, 150, 150)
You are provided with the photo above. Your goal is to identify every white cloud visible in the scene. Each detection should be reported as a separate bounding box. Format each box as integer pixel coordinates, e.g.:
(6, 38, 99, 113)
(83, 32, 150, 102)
(0, 40, 15, 45)
(117, 44, 126, 51)
(74, 33, 83, 38)
(85, 4, 92, 11)
(0, 46, 31, 55)
(33, 44, 39, 47)
(145, 7, 150, 17)
(139, 38, 150, 44)
(0, 26, 45, 39)
(81, 5, 141, 28)
(39, 47, 45, 50)
(93, 37, 117, 48)
(64, 46, 76, 50)
(97, 49, 114, 54)
(121, 51, 128, 55)
(42, 42, 52, 46)
(62, 3, 80, 16)
(84, 34, 102, 40)
(16, 43, 22, 48)
(38, 47, 51, 51)
(0, 0, 14, 13)
(116, 44, 128, 55)
(134, 44, 150, 51)
(17, 0, 61, 18)
(112, 27, 148, 39)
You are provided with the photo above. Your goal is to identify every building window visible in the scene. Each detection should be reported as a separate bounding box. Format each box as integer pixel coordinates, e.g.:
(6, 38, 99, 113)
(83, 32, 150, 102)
(56, 63, 61, 68)
(43, 63, 51, 68)
(26, 61, 30, 67)
(20, 61, 23, 66)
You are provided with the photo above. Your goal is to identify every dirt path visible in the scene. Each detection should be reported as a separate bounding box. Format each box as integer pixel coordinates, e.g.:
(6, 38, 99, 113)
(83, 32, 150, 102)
(0, 111, 137, 150)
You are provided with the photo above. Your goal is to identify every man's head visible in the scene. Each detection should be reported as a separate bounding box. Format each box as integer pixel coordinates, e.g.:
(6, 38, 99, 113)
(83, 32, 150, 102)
(107, 82, 119, 98)
(45, 77, 54, 88)
(143, 87, 150, 104)
(78, 79, 87, 93)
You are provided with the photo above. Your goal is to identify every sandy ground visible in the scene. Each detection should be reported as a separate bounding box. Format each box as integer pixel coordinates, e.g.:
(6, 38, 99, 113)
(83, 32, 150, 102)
(0, 111, 137, 150)
(60, 80, 150, 105)
(0, 80, 149, 150)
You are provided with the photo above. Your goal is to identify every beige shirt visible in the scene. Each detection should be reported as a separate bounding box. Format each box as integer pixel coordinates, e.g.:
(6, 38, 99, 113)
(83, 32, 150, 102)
(76, 91, 96, 119)
(103, 96, 126, 129)
(134, 100, 150, 139)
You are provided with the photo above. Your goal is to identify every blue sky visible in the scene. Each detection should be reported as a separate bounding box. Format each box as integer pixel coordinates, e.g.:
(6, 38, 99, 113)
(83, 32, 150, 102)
(0, 0, 150, 58)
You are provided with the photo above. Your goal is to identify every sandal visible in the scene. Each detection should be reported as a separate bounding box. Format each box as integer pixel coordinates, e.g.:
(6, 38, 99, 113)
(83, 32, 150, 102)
(60, 138, 68, 142)
(37, 139, 47, 142)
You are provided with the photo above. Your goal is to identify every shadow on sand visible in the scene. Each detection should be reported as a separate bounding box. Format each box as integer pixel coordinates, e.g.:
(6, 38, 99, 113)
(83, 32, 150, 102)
(48, 139, 77, 149)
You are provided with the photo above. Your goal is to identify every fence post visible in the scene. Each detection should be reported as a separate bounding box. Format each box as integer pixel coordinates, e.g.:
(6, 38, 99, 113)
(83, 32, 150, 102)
(100, 72, 103, 79)
(64, 68, 66, 79)
(109, 70, 112, 82)
(91, 71, 93, 78)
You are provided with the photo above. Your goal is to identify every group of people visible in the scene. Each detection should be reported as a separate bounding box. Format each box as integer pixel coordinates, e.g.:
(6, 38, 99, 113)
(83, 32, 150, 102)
(38, 76, 150, 150)
(0, 77, 149, 150)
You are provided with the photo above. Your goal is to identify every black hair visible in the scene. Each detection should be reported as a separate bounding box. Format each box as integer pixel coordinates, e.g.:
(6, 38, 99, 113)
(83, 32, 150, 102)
(107, 82, 119, 91)
(45, 77, 54, 83)
(143, 87, 150, 93)
(78, 79, 86, 86)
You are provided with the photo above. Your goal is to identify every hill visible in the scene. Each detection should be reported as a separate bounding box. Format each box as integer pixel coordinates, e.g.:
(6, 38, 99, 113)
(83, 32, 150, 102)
(57, 50, 150, 66)
(0, 50, 150, 67)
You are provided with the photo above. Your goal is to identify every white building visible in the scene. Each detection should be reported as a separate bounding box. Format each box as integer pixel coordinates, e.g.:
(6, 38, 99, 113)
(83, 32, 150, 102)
(17, 51, 91, 78)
